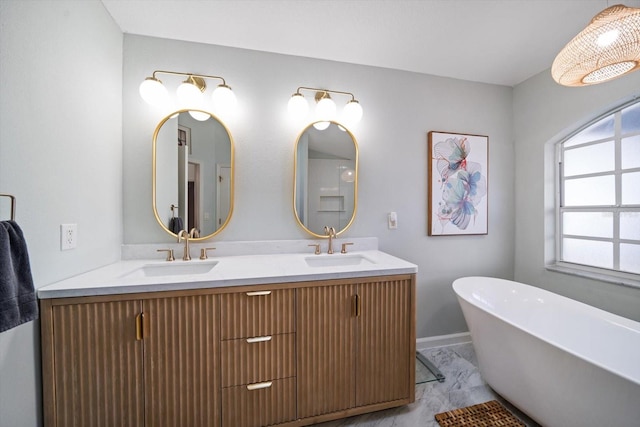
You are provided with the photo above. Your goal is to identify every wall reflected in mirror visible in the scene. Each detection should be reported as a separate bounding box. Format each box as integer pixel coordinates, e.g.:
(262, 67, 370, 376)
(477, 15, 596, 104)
(153, 109, 234, 240)
(294, 121, 358, 237)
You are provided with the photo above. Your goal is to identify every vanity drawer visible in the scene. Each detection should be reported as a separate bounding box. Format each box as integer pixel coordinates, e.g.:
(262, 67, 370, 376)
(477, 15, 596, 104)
(221, 333, 295, 387)
(222, 377, 296, 427)
(220, 288, 295, 339)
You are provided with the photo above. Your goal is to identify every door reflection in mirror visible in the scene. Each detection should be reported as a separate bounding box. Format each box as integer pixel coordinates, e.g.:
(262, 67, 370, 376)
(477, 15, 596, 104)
(153, 109, 234, 240)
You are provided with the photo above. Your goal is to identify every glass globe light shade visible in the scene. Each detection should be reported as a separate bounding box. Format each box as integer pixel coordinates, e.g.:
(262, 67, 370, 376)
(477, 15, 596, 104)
(287, 93, 309, 121)
(189, 110, 210, 121)
(342, 100, 363, 126)
(139, 77, 169, 106)
(212, 84, 237, 111)
(341, 169, 355, 183)
(315, 97, 336, 121)
(176, 81, 204, 109)
(313, 121, 330, 131)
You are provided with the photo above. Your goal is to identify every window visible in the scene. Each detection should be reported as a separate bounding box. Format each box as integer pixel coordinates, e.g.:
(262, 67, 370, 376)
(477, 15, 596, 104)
(557, 100, 640, 280)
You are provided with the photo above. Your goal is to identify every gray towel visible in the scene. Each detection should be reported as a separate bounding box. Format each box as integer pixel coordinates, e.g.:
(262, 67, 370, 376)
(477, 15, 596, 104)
(0, 220, 38, 333)
(169, 217, 184, 234)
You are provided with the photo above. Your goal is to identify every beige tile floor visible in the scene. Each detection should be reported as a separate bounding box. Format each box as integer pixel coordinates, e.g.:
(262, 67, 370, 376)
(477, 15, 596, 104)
(316, 342, 541, 427)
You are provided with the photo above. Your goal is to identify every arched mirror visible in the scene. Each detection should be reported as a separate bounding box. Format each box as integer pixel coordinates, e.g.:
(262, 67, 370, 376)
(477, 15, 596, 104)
(293, 121, 358, 237)
(153, 109, 234, 241)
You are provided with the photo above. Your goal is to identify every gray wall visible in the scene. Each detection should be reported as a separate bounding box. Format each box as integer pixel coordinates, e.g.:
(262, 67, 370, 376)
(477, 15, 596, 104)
(122, 35, 516, 341)
(0, 1, 123, 425)
(513, 69, 640, 321)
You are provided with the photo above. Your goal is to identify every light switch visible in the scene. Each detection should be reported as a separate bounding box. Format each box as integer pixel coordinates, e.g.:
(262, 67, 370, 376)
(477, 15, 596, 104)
(388, 212, 398, 229)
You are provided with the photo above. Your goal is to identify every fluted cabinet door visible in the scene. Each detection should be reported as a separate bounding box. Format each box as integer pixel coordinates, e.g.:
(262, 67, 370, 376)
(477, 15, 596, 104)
(47, 300, 145, 427)
(356, 277, 415, 406)
(143, 295, 220, 427)
(297, 284, 357, 418)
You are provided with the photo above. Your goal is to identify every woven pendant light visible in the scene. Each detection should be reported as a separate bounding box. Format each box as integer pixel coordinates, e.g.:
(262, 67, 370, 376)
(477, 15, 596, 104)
(552, 4, 640, 86)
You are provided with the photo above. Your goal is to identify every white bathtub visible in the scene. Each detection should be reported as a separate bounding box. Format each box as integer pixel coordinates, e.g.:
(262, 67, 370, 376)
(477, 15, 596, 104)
(453, 276, 640, 427)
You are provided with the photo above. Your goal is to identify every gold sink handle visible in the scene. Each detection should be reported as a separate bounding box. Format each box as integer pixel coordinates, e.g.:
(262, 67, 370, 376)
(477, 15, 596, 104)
(157, 248, 175, 261)
(200, 247, 216, 260)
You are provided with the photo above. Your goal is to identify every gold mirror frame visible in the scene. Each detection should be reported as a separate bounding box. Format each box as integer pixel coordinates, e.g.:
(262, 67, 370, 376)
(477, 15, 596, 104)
(293, 121, 359, 238)
(152, 109, 235, 241)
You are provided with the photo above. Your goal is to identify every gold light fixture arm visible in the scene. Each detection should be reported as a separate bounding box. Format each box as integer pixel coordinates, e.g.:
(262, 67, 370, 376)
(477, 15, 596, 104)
(150, 70, 228, 87)
(294, 86, 357, 102)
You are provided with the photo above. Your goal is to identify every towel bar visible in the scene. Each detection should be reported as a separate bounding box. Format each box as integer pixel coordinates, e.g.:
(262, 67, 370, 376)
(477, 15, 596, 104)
(0, 194, 16, 221)
(170, 204, 179, 218)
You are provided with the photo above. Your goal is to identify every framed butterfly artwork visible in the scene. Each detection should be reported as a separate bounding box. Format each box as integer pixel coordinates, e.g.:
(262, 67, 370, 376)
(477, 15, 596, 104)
(427, 131, 488, 236)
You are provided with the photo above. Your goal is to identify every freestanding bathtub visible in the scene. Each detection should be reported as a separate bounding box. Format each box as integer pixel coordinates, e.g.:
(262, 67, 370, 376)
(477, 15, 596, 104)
(453, 276, 640, 427)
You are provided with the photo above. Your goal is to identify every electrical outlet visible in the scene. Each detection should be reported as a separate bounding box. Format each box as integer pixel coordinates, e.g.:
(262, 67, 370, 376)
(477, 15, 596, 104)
(60, 224, 77, 250)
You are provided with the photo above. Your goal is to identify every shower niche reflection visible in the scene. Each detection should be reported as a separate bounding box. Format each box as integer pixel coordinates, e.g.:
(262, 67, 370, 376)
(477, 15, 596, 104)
(294, 121, 358, 237)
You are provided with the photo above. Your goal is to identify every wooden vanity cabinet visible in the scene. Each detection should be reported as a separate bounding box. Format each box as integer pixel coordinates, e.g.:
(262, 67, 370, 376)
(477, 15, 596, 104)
(143, 294, 220, 427)
(220, 289, 297, 427)
(296, 275, 416, 422)
(40, 299, 145, 427)
(41, 273, 415, 427)
(40, 293, 220, 427)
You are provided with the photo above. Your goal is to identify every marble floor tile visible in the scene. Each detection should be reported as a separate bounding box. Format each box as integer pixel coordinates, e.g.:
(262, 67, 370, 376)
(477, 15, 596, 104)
(315, 342, 541, 427)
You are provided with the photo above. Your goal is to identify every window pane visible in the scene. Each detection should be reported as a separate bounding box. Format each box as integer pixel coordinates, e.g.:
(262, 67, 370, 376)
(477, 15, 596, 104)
(621, 212, 640, 240)
(562, 238, 612, 269)
(558, 100, 640, 277)
(564, 115, 614, 147)
(562, 212, 612, 238)
(621, 135, 640, 169)
(621, 102, 640, 135)
(564, 175, 615, 206)
(622, 172, 640, 205)
(563, 141, 614, 176)
(620, 243, 640, 274)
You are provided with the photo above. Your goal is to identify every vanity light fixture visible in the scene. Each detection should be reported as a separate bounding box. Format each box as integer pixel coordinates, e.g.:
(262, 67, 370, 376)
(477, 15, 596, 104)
(139, 70, 237, 113)
(552, 4, 640, 86)
(288, 86, 363, 128)
(340, 168, 355, 183)
(176, 75, 206, 108)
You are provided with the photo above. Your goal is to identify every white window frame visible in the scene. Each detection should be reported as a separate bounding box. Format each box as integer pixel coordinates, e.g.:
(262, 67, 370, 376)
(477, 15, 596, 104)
(552, 99, 640, 288)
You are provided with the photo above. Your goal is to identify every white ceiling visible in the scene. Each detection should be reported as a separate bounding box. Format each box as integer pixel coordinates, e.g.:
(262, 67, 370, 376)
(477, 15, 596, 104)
(101, 0, 640, 87)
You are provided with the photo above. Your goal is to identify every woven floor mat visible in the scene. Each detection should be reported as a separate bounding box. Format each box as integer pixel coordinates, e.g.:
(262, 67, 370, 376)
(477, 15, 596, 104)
(435, 400, 525, 427)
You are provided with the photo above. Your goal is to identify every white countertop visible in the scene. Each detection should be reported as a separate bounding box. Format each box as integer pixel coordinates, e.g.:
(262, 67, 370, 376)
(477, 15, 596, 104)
(38, 250, 417, 299)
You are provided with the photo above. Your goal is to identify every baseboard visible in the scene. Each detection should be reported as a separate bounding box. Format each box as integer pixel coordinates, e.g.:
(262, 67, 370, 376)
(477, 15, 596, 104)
(416, 332, 472, 349)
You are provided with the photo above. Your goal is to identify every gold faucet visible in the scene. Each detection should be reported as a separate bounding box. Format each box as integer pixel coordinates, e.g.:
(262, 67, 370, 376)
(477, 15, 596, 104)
(324, 226, 337, 254)
(177, 230, 191, 261)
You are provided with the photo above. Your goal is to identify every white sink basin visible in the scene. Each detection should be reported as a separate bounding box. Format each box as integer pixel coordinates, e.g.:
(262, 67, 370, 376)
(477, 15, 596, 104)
(122, 261, 219, 279)
(304, 254, 375, 268)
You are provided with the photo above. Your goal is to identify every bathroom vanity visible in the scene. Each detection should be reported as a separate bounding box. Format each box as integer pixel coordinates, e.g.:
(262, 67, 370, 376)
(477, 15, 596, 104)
(38, 249, 417, 427)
